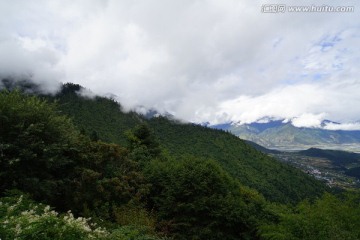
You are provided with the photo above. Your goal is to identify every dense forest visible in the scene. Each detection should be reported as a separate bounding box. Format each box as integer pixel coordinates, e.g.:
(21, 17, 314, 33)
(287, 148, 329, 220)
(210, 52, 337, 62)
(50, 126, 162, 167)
(1, 83, 360, 239)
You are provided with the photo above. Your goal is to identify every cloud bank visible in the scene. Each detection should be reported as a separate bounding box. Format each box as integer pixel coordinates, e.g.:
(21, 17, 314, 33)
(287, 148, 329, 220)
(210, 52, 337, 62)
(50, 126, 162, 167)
(323, 122, 360, 131)
(0, 0, 359, 128)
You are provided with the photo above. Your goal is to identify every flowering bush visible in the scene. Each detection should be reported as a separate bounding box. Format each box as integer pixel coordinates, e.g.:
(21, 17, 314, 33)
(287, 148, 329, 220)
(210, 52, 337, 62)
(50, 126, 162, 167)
(0, 193, 166, 240)
(0, 194, 108, 240)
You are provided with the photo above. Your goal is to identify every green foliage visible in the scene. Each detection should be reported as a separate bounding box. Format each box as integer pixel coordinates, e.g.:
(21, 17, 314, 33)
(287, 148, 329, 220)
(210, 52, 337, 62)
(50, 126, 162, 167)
(107, 226, 167, 240)
(125, 124, 162, 167)
(147, 117, 328, 204)
(0, 193, 108, 240)
(50, 85, 328, 204)
(345, 167, 360, 179)
(69, 141, 150, 221)
(0, 90, 150, 223)
(145, 157, 266, 239)
(260, 193, 360, 240)
(114, 204, 156, 231)
(126, 124, 161, 158)
(52, 83, 141, 145)
(3, 85, 358, 240)
(0, 90, 81, 207)
(299, 148, 360, 167)
(0, 193, 165, 240)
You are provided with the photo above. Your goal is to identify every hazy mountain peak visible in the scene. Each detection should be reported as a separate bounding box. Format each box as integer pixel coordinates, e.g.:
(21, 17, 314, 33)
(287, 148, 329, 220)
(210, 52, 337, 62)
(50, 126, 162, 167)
(211, 118, 360, 151)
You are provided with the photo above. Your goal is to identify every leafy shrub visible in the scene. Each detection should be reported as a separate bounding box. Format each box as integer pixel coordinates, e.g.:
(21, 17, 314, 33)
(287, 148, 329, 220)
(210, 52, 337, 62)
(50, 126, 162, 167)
(259, 193, 360, 240)
(145, 157, 266, 239)
(0, 194, 108, 240)
(0, 90, 82, 208)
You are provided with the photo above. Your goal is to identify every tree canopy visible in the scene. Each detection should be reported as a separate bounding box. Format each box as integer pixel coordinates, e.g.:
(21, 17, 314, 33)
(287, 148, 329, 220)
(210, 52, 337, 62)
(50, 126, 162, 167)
(1, 87, 360, 240)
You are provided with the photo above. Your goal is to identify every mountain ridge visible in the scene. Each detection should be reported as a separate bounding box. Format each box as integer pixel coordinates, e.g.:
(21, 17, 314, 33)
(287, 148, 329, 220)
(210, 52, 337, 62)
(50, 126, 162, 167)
(5, 80, 360, 239)
(40, 82, 329, 204)
(211, 120, 360, 151)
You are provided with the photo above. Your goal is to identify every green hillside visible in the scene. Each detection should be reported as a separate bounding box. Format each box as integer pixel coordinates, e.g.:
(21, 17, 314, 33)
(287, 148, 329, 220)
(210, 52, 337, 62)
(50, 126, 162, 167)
(50, 83, 327, 204)
(50, 83, 142, 145)
(2, 85, 360, 240)
(147, 117, 326, 203)
(298, 148, 360, 167)
(244, 140, 281, 154)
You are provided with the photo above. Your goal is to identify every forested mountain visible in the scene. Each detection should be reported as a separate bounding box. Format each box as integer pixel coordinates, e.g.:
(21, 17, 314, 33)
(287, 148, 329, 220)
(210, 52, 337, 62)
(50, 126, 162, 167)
(50, 83, 142, 145)
(243, 140, 281, 154)
(51, 83, 327, 204)
(1, 82, 360, 239)
(298, 148, 360, 167)
(213, 120, 360, 150)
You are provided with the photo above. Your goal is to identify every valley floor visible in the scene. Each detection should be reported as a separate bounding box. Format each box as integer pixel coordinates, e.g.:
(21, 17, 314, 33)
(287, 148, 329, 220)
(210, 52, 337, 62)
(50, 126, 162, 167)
(273, 152, 360, 190)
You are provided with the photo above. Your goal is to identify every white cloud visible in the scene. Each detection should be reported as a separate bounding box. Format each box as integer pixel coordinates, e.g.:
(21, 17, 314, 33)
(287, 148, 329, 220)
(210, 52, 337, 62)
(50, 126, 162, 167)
(76, 87, 96, 99)
(291, 113, 326, 128)
(0, 0, 359, 127)
(214, 84, 326, 125)
(323, 122, 360, 131)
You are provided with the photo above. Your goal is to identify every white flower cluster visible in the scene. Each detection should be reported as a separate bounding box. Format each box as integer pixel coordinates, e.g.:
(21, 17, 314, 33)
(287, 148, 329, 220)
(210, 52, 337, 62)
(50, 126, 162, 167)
(61, 210, 108, 237)
(0, 195, 109, 239)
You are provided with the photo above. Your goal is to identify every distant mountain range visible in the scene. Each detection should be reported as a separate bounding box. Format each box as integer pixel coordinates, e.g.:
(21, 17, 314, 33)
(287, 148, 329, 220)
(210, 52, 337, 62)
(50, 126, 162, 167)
(211, 120, 360, 151)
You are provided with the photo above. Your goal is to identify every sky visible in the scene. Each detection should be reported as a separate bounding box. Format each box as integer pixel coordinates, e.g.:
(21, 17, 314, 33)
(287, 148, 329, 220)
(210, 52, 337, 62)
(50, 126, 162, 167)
(0, 0, 360, 130)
